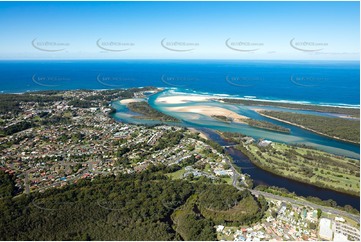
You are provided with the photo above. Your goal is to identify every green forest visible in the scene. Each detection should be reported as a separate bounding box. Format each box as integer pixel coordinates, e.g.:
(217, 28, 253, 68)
(246, 119, 290, 133)
(0, 170, 266, 241)
(127, 101, 179, 122)
(259, 111, 360, 143)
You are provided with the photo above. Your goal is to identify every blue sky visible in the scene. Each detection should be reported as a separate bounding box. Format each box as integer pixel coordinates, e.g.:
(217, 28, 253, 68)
(0, 1, 359, 60)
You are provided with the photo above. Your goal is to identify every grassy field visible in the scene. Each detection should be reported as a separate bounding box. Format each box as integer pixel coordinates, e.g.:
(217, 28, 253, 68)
(165, 167, 186, 179)
(238, 142, 360, 196)
(221, 176, 233, 185)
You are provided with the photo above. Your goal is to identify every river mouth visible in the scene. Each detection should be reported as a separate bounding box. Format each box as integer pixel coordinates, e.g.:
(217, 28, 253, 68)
(149, 89, 360, 157)
(111, 88, 360, 210)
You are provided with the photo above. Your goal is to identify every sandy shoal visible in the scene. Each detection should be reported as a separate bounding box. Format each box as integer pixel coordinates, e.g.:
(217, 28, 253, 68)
(166, 105, 248, 123)
(120, 98, 143, 105)
(252, 108, 265, 112)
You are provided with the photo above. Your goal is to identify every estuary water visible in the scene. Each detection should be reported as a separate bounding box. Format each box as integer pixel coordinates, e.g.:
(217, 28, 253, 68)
(111, 88, 360, 209)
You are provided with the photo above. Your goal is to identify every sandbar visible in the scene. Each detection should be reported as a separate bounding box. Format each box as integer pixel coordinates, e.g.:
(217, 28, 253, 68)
(166, 105, 248, 123)
(120, 98, 144, 105)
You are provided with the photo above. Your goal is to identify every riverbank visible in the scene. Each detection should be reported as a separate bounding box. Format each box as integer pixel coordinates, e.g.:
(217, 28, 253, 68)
(188, 127, 209, 140)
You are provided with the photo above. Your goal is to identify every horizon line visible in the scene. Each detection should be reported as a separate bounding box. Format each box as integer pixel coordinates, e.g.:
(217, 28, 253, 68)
(0, 58, 359, 62)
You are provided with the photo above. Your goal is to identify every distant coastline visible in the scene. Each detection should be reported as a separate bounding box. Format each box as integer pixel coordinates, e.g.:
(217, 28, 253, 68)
(1, 86, 360, 110)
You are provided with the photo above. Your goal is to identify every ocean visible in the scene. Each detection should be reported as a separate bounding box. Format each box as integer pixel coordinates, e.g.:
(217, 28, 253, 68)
(0, 60, 359, 107)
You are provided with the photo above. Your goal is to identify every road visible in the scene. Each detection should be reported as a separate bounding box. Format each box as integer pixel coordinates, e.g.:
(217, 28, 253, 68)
(249, 189, 360, 223)
(225, 156, 360, 223)
(24, 172, 30, 194)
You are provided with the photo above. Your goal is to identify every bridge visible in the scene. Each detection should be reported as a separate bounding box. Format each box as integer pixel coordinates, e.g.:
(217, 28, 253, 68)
(221, 144, 238, 148)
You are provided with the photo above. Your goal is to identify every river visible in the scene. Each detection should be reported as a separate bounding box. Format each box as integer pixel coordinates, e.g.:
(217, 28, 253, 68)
(203, 129, 360, 210)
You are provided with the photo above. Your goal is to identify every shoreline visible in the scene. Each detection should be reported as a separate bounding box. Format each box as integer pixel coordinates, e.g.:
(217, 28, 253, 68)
(1, 87, 359, 109)
(188, 127, 209, 140)
(213, 96, 360, 110)
(255, 110, 360, 145)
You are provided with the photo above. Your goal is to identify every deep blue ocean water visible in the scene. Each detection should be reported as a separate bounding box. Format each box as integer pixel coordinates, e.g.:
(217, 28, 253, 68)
(0, 60, 359, 107)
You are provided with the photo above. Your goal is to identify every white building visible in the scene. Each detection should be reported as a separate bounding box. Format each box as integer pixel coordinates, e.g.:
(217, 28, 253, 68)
(333, 232, 348, 241)
(319, 218, 333, 241)
(335, 221, 360, 241)
(335, 217, 346, 223)
(258, 140, 272, 147)
(216, 225, 225, 233)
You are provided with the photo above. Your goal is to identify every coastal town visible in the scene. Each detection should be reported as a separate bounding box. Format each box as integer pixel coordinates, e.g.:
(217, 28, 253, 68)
(0, 88, 235, 194)
(0, 88, 359, 241)
(216, 200, 360, 241)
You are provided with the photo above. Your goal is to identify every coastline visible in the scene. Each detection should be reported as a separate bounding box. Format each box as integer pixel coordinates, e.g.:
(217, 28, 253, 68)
(154, 88, 359, 109)
(255, 110, 360, 145)
(2, 87, 359, 110)
(214, 96, 360, 110)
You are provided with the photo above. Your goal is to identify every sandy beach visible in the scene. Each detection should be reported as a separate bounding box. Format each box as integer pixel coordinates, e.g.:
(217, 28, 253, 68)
(165, 105, 248, 123)
(120, 98, 144, 105)
(188, 127, 209, 140)
(155, 95, 210, 104)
